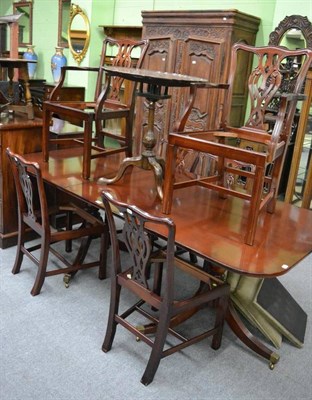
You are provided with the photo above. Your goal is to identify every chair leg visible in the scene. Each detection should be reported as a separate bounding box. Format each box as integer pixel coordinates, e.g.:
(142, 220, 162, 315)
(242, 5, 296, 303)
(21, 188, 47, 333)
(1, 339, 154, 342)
(30, 239, 49, 296)
(140, 311, 171, 386)
(11, 222, 26, 275)
(82, 119, 94, 180)
(98, 231, 108, 280)
(125, 113, 133, 157)
(245, 168, 265, 245)
(102, 281, 121, 352)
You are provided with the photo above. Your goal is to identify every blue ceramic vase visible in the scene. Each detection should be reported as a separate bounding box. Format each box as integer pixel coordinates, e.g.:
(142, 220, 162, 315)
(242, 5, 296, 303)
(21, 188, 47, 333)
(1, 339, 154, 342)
(23, 45, 38, 79)
(51, 47, 67, 83)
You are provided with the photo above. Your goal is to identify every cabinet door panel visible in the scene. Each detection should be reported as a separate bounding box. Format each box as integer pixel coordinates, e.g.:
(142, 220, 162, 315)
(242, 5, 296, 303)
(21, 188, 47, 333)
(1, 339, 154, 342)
(171, 36, 225, 132)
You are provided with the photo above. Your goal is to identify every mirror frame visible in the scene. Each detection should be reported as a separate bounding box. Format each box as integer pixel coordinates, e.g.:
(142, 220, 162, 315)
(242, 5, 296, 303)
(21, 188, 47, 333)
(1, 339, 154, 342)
(67, 3, 90, 65)
(268, 15, 312, 48)
(13, 1, 33, 47)
(58, 0, 71, 48)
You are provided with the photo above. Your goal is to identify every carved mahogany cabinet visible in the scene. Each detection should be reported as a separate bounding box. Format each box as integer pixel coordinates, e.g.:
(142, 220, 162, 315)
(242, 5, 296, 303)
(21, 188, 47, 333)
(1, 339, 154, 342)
(136, 10, 260, 155)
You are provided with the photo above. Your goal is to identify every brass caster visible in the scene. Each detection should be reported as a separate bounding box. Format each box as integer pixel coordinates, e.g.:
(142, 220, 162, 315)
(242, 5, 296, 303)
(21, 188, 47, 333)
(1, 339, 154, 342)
(135, 325, 144, 342)
(63, 274, 71, 288)
(269, 352, 279, 370)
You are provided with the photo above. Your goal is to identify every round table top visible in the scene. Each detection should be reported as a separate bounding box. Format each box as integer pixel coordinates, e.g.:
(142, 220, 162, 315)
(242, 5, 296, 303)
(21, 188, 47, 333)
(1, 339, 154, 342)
(103, 66, 210, 87)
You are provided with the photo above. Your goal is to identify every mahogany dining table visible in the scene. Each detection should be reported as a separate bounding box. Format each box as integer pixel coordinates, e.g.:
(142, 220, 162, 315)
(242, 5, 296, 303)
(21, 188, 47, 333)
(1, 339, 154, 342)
(22, 147, 312, 369)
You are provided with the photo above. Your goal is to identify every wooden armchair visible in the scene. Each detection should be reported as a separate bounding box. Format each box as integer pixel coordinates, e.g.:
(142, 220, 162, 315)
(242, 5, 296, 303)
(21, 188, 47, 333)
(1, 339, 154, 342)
(162, 43, 312, 245)
(101, 190, 230, 385)
(42, 37, 149, 179)
(6, 148, 108, 296)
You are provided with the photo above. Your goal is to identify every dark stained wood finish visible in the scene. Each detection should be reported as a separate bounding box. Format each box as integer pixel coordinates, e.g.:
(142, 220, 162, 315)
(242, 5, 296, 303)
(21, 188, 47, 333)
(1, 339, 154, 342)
(6, 148, 108, 296)
(22, 148, 312, 366)
(0, 113, 42, 248)
(23, 148, 312, 278)
(101, 191, 230, 385)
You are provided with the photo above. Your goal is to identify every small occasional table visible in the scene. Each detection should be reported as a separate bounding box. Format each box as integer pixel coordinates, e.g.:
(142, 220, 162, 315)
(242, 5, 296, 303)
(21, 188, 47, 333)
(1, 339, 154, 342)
(0, 58, 36, 119)
(99, 66, 220, 198)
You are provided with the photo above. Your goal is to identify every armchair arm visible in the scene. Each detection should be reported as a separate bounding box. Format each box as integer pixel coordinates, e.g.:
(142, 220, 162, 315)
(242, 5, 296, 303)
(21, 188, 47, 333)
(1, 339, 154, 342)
(49, 66, 100, 101)
(173, 82, 229, 132)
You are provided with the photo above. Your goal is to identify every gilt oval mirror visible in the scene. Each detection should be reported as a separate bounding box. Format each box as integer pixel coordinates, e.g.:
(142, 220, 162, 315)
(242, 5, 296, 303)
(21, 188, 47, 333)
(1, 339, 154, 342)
(67, 4, 90, 65)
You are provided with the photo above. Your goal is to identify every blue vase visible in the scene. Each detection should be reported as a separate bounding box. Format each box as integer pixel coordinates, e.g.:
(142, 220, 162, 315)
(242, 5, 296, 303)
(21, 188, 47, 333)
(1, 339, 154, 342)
(23, 45, 38, 79)
(51, 47, 67, 83)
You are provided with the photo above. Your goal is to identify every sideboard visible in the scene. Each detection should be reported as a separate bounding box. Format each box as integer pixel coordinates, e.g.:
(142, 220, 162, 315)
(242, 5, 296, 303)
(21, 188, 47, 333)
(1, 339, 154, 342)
(0, 113, 43, 248)
(25, 80, 85, 118)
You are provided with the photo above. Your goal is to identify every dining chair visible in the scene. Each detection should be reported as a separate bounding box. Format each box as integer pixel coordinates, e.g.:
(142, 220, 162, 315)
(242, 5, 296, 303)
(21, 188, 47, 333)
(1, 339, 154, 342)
(6, 148, 108, 296)
(42, 37, 149, 179)
(162, 43, 312, 245)
(101, 190, 230, 385)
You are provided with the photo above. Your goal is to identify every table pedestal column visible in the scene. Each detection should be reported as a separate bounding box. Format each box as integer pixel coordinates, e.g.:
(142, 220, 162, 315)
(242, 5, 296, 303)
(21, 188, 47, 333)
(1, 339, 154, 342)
(99, 85, 170, 199)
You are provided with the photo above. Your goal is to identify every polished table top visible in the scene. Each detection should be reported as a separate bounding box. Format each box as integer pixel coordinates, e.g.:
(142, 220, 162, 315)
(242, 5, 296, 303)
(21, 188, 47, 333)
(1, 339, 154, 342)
(23, 148, 312, 278)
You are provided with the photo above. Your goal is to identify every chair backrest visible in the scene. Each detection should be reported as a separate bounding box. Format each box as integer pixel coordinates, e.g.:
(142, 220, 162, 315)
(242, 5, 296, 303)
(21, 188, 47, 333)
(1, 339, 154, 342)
(6, 148, 50, 237)
(101, 191, 176, 295)
(223, 43, 312, 144)
(95, 37, 149, 103)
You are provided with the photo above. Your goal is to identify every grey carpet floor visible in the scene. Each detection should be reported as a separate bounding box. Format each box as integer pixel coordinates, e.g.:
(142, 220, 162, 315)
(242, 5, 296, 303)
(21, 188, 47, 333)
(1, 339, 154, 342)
(0, 240, 311, 400)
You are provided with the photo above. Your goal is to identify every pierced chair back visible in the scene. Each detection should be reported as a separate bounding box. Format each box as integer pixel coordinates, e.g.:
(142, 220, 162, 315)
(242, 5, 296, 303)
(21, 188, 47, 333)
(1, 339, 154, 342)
(42, 37, 149, 180)
(94, 37, 149, 152)
(6, 147, 108, 296)
(101, 190, 230, 385)
(95, 37, 148, 101)
(162, 43, 312, 245)
(222, 44, 310, 145)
